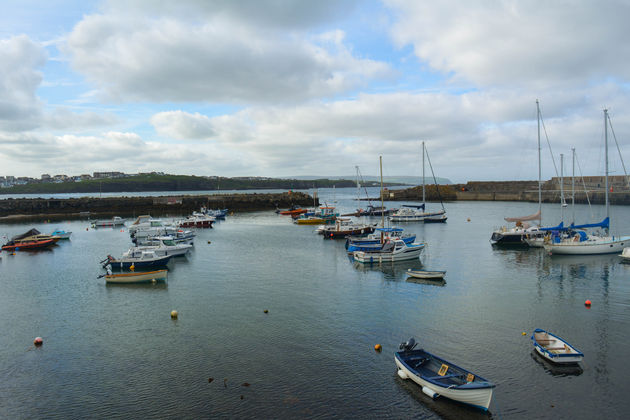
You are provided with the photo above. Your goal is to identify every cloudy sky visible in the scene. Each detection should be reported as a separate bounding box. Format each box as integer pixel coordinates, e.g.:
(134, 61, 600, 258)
(1, 0, 630, 183)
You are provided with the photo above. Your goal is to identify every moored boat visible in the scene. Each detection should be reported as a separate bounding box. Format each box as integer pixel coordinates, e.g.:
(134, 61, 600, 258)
(104, 269, 168, 284)
(318, 218, 376, 239)
(353, 239, 425, 263)
(93, 216, 125, 227)
(407, 269, 446, 279)
(177, 213, 215, 228)
(395, 338, 495, 411)
(102, 250, 173, 270)
(1, 229, 59, 251)
(345, 227, 416, 252)
(531, 329, 584, 364)
(51, 229, 72, 239)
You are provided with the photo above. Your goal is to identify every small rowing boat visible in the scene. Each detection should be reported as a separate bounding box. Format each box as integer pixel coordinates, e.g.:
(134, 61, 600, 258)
(104, 269, 168, 284)
(395, 338, 495, 411)
(407, 269, 446, 279)
(531, 328, 584, 364)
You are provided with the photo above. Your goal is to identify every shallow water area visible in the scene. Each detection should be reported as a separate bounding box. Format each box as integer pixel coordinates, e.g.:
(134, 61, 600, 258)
(1, 187, 630, 418)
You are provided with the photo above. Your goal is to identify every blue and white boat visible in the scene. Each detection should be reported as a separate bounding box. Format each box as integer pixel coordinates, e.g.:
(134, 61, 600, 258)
(102, 250, 173, 270)
(353, 239, 425, 263)
(531, 329, 584, 364)
(395, 338, 495, 411)
(51, 228, 72, 239)
(345, 227, 416, 252)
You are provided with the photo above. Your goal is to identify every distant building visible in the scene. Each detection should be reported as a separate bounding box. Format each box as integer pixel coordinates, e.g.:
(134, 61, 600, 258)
(41, 174, 51, 181)
(93, 171, 125, 179)
(53, 174, 69, 182)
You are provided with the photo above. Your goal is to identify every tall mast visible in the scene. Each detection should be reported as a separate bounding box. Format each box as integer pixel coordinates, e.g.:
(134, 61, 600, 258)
(355, 165, 360, 208)
(380, 156, 385, 240)
(560, 153, 564, 222)
(537, 99, 542, 224)
(422, 141, 426, 206)
(605, 108, 609, 227)
(572, 148, 575, 225)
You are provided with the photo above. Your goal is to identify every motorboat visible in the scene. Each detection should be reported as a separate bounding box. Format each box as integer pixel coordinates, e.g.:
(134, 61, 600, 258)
(123, 237, 192, 258)
(345, 227, 416, 252)
(406, 269, 446, 279)
(51, 228, 72, 239)
(1, 228, 59, 251)
(353, 239, 425, 263)
(93, 216, 125, 227)
(277, 205, 308, 216)
(177, 212, 215, 228)
(395, 338, 495, 411)
(390, 205, 447, 223)
(102, 250, 173, 270)
(317, 218, 376, 239)
(531, 329, 584, 364)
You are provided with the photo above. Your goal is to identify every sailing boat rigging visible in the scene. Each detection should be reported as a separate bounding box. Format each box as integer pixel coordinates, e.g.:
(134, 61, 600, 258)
(390, 141, 447, 223)
(544, 108, 630, 255)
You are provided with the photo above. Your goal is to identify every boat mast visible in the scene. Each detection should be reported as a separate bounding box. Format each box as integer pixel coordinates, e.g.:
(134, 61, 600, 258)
(605, 108, 610, 229)
(380, 156, 385, 240)
(537, 99, 542, 225)
(560, 153, 565, 222)
(355, 165, 360, 211)
(422, 141, 426, 207)
(572, 148, 575, 225)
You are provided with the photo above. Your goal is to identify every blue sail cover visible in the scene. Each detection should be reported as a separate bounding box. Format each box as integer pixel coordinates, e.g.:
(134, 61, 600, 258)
(402, 204, 425, 210)
(569, 217, 609, 230)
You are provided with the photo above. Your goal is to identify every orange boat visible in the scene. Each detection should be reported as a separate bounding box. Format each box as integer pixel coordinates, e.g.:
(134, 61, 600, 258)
(1, 228, 59, 251)
(278, 207, 307, 216)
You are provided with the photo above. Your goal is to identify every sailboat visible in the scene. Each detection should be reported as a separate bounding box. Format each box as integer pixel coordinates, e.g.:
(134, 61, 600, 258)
(544, 109, 630, 255)
(491, 100, 547, 246)
(390, 141, 447, 223)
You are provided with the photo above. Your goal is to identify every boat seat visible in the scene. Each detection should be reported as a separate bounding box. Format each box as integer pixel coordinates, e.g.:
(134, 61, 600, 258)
(426, 373, 463, 381)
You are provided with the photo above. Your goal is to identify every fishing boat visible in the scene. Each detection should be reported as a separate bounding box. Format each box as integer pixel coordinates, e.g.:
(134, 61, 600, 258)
(102, 250, 173, 270)
(390, 141, 447, 223)
(277, 205, 308, 216)
(353, 239, 425, 263)
(51, 229, 72, 239)
(346, 227, 416, 252)
(1, 229, 59, 251)
(103, 269, 168, 284)
(294, 206, 337, 225)
(407, 269, 446, 279)
(93, 216, 125, 227)
(395, 338, 495, 411)
(123, 237, 192, 258)
(544, 109, 630, 255)
(177, 212, 215, 228)
(318, 218, 376, 239)
(531, 329, 584, 364)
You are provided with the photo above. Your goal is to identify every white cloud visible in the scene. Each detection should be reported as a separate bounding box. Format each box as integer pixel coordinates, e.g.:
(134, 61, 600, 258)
(151, 110, 215, 139)
(386, 0, 630, 89)
(64, 1, 391, 103)
(0, 35, 46, 131)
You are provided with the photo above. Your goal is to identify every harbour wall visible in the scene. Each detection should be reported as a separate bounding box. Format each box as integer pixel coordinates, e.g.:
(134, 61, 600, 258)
(0, 192, 315, 221)
(385, 177, 630, 205)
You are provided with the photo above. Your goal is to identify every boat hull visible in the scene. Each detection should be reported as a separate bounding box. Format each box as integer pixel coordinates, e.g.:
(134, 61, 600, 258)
(407, 269, 446, 279)
(395, 351, 494, 411)
(544, 236, 630, 255)
(105, 269, 168, 284)
(353, 244, 424, 263)
(2, 238, 57, 250)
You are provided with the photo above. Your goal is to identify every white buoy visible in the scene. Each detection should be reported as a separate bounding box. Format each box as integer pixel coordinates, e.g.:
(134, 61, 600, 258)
(397, 369, 408, 380)
(422, 386, 438, 399)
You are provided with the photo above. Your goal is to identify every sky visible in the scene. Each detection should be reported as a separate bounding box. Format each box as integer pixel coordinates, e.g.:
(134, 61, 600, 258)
(1, 0, 630, 183)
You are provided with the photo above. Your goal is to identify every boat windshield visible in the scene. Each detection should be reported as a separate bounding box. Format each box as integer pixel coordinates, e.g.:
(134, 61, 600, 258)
(162, 240, 176, 246)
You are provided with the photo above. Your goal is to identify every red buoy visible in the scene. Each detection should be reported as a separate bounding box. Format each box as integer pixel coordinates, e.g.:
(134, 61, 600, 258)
(585, 299, 592, 307)
(34, 337, 43, 346)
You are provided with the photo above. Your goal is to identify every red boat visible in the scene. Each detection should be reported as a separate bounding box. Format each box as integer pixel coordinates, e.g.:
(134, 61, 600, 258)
(278, 207, 308, 216)
(2, 228, 58, 251)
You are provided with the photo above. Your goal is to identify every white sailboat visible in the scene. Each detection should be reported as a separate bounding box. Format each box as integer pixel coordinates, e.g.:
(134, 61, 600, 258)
(544, 109, 630, 255)
(491, 100, 545, 246)
(390, 141, 447, 223)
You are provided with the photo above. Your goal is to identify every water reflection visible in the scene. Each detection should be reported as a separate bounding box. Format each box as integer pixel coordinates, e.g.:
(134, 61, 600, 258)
(406, 277, 446, 287)
(351, 259, 423, 280)
(530, 351, 583, 377)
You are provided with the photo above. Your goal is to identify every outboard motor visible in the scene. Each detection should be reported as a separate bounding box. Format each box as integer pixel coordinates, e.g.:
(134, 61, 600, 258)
(399, 337, 417, 351)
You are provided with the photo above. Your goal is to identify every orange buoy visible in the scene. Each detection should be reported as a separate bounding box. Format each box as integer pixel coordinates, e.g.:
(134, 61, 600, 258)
(585, 299, 592, 307)
(34, 337, 43, 346)
(374, 344, 382, 352)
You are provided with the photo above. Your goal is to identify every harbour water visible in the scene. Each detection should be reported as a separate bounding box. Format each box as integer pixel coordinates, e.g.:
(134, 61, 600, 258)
(1, 187, 630, 418)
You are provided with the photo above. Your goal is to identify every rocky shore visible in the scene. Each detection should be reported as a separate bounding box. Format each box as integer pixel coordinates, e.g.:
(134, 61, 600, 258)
(0, 192, 315, 221)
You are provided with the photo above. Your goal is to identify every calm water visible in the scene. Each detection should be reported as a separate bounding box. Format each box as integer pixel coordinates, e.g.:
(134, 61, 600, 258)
(1, 187, 630, 419)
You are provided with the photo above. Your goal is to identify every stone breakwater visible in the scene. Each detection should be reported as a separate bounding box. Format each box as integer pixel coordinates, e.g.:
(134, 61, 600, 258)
(385, 178, 630, 205)
(0, 192, 316, 221)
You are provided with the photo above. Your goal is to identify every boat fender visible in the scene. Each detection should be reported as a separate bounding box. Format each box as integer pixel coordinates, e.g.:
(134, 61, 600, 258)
(422, 386, 438, 399)
(397, 369, 408, 380)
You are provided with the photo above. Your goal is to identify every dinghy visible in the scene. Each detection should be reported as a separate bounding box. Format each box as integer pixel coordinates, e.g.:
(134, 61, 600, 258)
(395, 338, 495, 411)
(407, 269, 446, 279)
(531, 329, 584, 364)
(103, 269, 168, 284)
